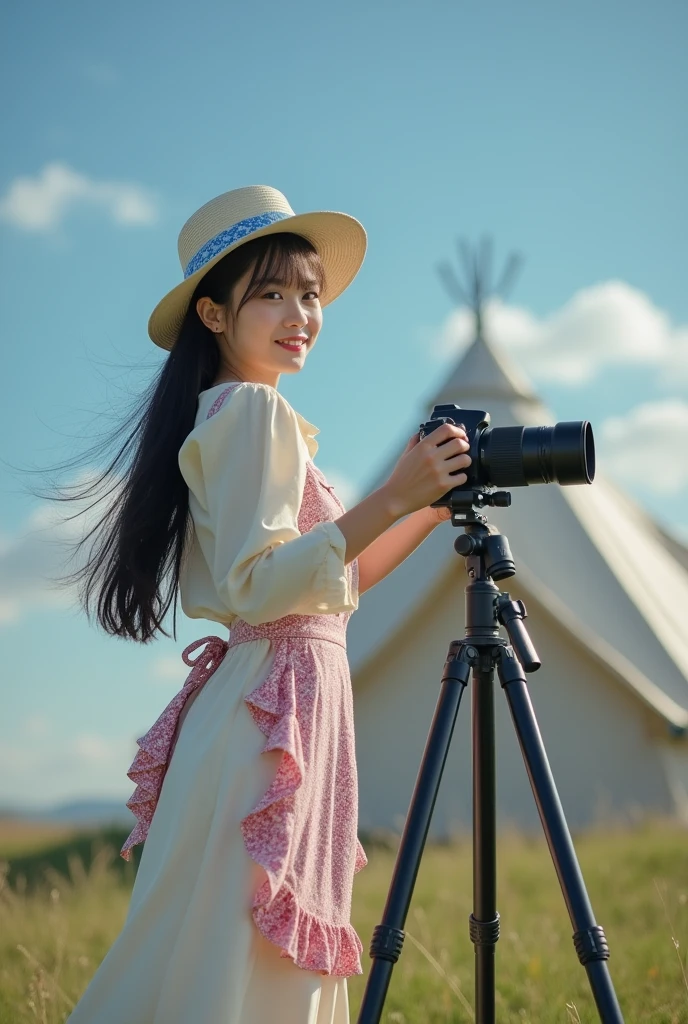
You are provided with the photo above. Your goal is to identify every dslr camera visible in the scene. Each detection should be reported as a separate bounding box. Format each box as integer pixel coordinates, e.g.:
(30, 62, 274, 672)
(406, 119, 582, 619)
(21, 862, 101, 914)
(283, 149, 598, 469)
(419, 405, 595, 511)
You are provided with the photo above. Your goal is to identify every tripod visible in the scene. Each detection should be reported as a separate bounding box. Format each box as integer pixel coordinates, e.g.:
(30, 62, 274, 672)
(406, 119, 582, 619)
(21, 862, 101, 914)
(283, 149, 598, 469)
(356, 493, 624, 1024)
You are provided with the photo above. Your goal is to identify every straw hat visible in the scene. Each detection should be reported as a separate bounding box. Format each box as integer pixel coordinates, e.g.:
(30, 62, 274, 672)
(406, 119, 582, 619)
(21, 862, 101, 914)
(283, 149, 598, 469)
(148, 184, 367, 350)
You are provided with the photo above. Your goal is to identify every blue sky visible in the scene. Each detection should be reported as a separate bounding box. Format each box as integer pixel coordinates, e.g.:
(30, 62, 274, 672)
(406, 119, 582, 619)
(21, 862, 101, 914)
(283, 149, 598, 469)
(1, 0, 687, 807)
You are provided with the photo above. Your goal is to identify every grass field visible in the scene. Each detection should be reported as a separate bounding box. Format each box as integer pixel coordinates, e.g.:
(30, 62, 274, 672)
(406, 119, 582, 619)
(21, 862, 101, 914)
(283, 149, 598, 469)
(1, 819, 687, 1022)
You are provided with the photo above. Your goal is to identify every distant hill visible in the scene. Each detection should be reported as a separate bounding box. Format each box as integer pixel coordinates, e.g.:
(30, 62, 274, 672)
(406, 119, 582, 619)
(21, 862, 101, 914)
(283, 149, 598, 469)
(0, 797, 136, 826)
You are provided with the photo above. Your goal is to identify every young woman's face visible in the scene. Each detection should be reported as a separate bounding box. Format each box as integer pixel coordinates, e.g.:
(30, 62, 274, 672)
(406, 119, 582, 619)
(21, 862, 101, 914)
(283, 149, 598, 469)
(197, 262, 323, 388)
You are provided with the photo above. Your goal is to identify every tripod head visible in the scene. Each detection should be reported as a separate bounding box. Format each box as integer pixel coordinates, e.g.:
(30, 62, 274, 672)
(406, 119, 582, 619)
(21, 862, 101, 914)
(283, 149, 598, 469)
(444, 486, 512, 527)
(446, 497, 542, 674)
(444, 487, 516, 582)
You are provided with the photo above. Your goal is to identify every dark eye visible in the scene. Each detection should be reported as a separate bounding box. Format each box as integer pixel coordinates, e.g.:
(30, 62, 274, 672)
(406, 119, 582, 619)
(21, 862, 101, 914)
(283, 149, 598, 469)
(261, 289, 319, 301)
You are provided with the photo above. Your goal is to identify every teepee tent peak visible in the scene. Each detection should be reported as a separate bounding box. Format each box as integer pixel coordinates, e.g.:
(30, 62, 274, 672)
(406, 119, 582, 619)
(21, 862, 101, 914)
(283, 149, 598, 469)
(431, 235, 538, 414)
(431, 332, 540, 412)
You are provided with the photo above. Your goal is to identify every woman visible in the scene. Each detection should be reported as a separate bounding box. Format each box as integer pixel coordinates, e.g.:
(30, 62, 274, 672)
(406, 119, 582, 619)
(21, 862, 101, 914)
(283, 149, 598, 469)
(65, 184, 471, 1023)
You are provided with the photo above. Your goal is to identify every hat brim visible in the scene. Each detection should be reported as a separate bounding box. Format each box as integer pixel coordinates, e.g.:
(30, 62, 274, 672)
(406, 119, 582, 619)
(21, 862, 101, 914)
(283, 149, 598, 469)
(148, 210, 367, 350)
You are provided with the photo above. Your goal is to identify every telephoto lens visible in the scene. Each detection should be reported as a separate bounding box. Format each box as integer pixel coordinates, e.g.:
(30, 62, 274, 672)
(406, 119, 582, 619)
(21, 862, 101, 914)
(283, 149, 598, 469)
(480, 421, 595, 487)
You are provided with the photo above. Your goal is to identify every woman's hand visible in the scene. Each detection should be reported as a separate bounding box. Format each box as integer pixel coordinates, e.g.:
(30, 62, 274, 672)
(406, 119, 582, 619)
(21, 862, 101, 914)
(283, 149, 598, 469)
(399, 430, 452, 525)
(399, 434, 455, 524)
(384, 426, 471, 520)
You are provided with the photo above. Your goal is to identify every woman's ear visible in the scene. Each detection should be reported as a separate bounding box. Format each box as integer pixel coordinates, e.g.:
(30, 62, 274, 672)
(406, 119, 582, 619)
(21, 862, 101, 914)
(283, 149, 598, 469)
(195, 296, 225, 334)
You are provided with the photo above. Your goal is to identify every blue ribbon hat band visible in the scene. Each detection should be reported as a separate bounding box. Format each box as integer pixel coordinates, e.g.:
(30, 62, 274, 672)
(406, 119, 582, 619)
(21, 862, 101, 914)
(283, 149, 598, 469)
(184, 211, 291, 279)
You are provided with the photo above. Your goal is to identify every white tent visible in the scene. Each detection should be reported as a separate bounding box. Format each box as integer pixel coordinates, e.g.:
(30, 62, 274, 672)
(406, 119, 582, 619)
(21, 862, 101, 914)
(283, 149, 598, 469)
(349, 334, 688, 836)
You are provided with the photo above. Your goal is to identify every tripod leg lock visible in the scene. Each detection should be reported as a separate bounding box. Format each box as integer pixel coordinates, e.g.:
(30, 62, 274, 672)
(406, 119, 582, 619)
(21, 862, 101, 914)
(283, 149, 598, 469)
(369, 924, 405, 963)
(469, 912, 501, 946)
(495, 645, 527, 687)
(573, 925, 610, 964)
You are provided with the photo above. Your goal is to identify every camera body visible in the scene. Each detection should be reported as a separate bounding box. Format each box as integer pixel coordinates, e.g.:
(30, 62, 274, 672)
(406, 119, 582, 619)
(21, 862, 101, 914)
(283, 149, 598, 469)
(419, 404, 595, 510)
(419, 406, 491, 508)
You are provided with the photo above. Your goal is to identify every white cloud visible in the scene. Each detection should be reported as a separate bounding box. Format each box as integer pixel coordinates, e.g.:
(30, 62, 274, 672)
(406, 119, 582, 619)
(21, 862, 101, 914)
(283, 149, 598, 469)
(598, 399, 688, 496)
(0, 718, 136, 804)
(435, 281, 688, 387)
(0, 475, 120, 626)
(0, 162, 159, 232)
(0, 505, 80, 623)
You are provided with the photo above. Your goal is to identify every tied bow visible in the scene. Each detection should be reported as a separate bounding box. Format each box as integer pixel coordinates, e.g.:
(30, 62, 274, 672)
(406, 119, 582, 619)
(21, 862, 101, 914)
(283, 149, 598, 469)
(166, 635, 230, 761)
(119, 633, 229, 861)
(181, 635, 230, 690)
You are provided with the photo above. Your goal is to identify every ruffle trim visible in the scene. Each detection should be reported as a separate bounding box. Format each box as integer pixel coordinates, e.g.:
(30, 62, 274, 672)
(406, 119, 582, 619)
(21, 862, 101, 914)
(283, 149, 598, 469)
(252, 880, 364, 977)
(241, 641, 367, 976)
(120, 697, 189, 862)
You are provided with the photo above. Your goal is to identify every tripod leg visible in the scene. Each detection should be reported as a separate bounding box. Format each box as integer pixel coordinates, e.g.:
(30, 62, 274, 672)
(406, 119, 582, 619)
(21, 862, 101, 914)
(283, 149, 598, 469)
(356, 642, 472, 1024)
(470, 654, 501, 1024)
(496, 647, 625, 1023)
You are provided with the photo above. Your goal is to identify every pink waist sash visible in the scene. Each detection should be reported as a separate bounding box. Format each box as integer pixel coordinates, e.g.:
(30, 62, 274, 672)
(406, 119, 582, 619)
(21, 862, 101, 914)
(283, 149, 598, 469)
(227, 613, 348, 649)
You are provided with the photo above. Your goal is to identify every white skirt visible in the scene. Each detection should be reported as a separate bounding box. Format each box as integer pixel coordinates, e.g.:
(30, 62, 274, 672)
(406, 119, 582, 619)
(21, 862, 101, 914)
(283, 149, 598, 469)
(66, 638, 351, 1023)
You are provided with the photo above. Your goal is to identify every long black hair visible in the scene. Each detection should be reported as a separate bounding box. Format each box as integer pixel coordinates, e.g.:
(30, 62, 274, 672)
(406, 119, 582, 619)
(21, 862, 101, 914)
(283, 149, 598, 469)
(59, 232, 325, 643)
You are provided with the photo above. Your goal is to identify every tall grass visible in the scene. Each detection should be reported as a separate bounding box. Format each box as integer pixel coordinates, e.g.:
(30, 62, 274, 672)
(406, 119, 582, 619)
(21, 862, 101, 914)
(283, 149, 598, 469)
(1, 820, 687, 1022)
(347, 823, 688, 1022)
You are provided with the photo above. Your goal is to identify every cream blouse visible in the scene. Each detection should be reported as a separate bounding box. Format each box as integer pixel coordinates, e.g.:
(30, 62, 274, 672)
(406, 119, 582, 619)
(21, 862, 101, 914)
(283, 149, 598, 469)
(178, 381, 359, 627)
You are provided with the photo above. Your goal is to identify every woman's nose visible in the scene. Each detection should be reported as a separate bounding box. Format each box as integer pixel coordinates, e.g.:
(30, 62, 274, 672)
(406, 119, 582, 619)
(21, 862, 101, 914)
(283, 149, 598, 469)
(283, 302, 308, 328)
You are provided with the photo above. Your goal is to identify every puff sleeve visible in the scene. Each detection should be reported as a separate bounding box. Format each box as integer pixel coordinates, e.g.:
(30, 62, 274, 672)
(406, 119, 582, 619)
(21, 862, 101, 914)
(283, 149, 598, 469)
(178, 382, 358, 625)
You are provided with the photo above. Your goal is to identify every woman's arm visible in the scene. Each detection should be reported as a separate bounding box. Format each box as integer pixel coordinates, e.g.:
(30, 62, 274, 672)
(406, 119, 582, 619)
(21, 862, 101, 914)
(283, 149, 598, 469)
(181, 383, 362, 624)
(356, 504, 449, 596)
